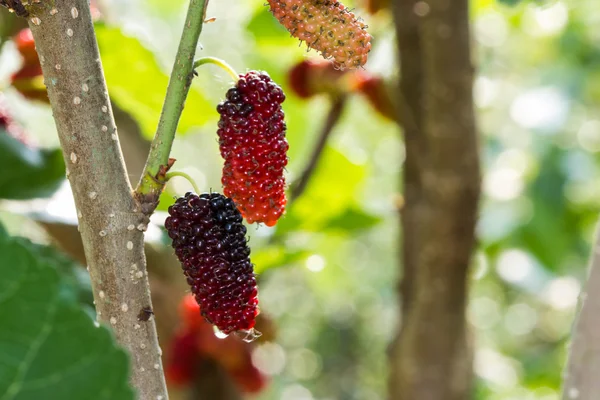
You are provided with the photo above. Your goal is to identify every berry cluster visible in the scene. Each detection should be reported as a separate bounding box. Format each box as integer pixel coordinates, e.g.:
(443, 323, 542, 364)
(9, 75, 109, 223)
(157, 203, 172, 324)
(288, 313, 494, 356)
(267, 0, 372, 70)
(165, 192, 259, 335)
(217, 71, 288, 227)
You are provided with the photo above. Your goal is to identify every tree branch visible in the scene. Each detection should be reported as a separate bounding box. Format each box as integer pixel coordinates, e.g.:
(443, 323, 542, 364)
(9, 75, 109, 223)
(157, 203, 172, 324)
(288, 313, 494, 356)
(562, 226, 600, 400)
(290, 96, 346, 202)
(136, 0, 209, 208)
(25, 1, 167, 397)
(388, 0, 480, 399)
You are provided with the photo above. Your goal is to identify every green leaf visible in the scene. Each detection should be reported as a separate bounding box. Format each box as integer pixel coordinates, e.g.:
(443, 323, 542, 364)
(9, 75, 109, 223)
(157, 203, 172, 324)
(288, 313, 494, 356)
(323, 207, 382, 232)
(276, 147, 367, 234)
(96, 25, 213, 139)
(253, 247, 309, 275)
(0, 132, 65, 200)
(0, 228, 134, 400)
(247, 7, 290, 44)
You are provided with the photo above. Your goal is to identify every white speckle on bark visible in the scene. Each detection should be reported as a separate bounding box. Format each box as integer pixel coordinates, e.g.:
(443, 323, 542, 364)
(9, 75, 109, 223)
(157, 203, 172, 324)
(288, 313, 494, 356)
(77, 210, 82, 218)
(137, 224, 147, 232)
(31, 17, 41, 26)
(66, 28, 73, 37)
(82, 83, 89, 92)
(127, 224, 135, 231)
(158, 347, 163, 356)
(99, 290, 105, 299)
(70, 152, 77, 164)
(135, 271, 144, 279)
(55, 64, 61, 70)
(102, 105, 108, 113)
(109, 213, 115, 218)
(71, 7, 79, 18)
(65, 168, 70, 178)
(127, 241, 134, 250)
(50, 8, 58, 15)
(134, 324, 141, 330)
(154, 363, 160, 370)
(73, 97, 81, 105)
(568, 388, 580, 399)
(111, 134, 118, 140)
(140, 367, 145, 372)
(97, 311, 102, 317)
(121, 303, 129, 312)
(93, 321, 100, 327)
(131, 263, 138, 270)
(89, 191, 98, 200)
(102, 125, 108, 132)
(99, 230, 107, 237)
(110, 317, 117, 325)
(140, 343, 146, 349)
(157, 396, 164, 400)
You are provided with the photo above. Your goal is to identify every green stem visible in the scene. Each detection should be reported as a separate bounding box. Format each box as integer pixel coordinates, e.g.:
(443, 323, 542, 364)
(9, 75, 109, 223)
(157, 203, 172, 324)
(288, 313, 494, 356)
(135, 0, 209, 198)
(165, 171, 201, 194)
(193, 56, 239, 82)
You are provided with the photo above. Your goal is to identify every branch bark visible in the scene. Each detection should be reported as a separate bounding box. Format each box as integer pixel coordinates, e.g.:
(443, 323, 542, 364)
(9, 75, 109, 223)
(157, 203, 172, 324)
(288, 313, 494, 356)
(26, 1, 167, 397)
(562, 226, 600, 400)
(388, 0, 480, 399)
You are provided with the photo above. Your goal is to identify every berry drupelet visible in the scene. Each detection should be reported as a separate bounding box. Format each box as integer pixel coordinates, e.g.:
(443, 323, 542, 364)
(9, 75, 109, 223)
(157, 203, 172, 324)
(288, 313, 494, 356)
(217, 71, 288, 227)
(165, 192, 259, 336)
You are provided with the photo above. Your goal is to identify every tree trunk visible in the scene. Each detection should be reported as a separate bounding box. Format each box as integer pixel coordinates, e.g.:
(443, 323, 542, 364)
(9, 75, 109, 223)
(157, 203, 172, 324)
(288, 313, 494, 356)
(562, 224, 600, 400)
(26, 1, 167, 397)
(388, 1, 480, 399)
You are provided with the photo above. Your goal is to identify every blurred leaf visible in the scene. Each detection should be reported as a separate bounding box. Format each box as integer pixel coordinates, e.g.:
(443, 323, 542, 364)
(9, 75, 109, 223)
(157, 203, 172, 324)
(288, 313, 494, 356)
(323, 207, 381, 232)
(253, 246, 309, 275)
(96, 25, 212, 139)
(0, 132, 64, 200)
(247, 7, 289, 43)
(0, 227, 133, 399)
(276, 147, 366, 234)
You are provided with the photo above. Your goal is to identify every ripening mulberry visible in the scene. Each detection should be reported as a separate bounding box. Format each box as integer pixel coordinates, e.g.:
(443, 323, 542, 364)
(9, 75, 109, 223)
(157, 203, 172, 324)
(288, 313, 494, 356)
(217, 71, 288, 227)
(165, 192, 260, 336)
(267, 0, 372, 70)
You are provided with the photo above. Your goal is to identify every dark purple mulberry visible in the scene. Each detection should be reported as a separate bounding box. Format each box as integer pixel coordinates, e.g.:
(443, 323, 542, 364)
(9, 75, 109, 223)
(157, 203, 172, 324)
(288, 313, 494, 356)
(165, 192, 259, 335)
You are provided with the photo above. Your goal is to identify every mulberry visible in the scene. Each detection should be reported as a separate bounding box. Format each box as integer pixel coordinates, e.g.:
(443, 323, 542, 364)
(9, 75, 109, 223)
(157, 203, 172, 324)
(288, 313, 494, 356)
(165, 192, 259, 336)
(217, 71, 288, 227)
(267, 0, 372, 70)
(0, 93, 30, 145)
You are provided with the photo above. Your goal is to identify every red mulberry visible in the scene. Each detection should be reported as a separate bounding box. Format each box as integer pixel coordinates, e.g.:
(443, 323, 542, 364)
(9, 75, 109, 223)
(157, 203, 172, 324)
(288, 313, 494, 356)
(267, 0, 372, 70)
(165, 192, 260, 336)
(217, 71, 288, 227)
(0, 93, 30, 145)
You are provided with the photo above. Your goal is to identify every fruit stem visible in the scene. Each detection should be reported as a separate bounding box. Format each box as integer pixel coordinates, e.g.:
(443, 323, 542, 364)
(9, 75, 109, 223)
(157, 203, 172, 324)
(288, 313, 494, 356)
(193, 56, 239, 82)
(165, 171, 201, 194)
(135, 0, 210, 202)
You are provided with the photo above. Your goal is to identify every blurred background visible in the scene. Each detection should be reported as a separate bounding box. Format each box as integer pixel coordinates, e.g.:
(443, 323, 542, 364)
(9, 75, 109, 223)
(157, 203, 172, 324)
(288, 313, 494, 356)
(0, 0, 598, 399)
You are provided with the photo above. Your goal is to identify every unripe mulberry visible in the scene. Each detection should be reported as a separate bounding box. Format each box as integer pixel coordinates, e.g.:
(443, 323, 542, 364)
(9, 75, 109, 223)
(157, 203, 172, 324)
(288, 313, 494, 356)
(165, 192, 260, 336)
(217, 71, 288, 227)
(267, 0, 372, 70)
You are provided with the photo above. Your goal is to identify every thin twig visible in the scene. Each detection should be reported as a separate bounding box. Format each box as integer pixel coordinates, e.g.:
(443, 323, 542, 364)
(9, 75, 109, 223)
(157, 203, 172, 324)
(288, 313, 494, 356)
(136, 0, 210, 205)
(290, 96, 347, 202)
